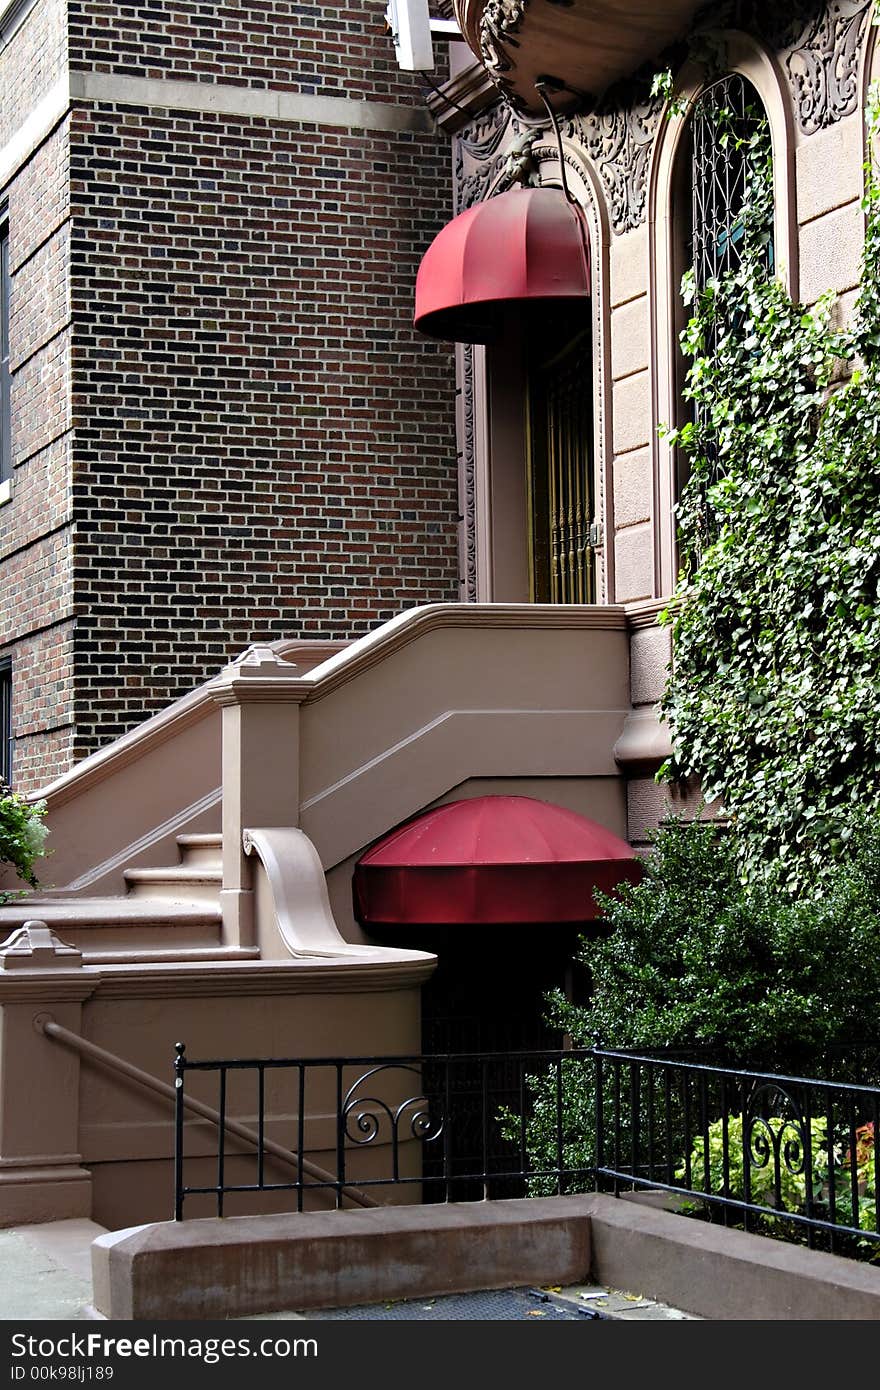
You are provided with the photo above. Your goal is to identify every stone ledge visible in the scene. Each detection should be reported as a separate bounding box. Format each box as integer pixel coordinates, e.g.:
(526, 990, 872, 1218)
(587, 1195, 880, 1321)
(92, 1193, 880, 1322)
(91, 1196, 595, 1321)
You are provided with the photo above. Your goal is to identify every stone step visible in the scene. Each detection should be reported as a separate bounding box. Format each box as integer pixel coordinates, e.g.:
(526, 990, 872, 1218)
(0, 896, 223, 953)
(175, 833, 222, 869)
(123, 866, 222, 903)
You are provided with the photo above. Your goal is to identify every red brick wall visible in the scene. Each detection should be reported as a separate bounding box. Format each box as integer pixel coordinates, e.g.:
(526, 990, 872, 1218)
(67, 102, 457, 750)
(0, 114, 75, 792)
(68, 1, 424, 103)
(0, 0, 67, 146)
(1, 3, 459, 780)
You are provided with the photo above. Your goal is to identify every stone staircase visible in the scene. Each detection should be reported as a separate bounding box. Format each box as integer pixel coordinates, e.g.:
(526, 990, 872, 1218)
(0, 833, 252, 964)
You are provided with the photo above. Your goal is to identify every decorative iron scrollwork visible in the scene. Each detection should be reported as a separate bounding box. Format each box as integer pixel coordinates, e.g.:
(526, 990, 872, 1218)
(342, 1065, 444, 1152)
(743, 1082, 812, 1209)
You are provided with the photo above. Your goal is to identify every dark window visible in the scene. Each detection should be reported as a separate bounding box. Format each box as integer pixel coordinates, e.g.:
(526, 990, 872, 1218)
(0, 661, 11, 788)
(690, 73, 773, 295)
(0, 215, 10, 488)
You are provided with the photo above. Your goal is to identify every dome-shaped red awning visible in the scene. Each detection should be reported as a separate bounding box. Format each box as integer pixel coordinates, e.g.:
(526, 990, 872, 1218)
(414, 187, 591, 344)
(354, 796, 641, 927)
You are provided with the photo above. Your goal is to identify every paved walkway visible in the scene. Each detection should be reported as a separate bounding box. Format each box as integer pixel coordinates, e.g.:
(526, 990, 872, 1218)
(0, 1220, 698, 1322)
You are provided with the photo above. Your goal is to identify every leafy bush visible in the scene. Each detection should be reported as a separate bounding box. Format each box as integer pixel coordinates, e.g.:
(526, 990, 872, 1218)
(515, 815, 880, 1192)
(553, 815, 880, 1064)
(0, 785, 49, 904)
(678, 1115, 878, 1259)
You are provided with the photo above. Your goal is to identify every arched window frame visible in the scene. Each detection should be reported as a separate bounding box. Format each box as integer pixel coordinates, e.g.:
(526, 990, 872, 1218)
(648, 32, 798, 599)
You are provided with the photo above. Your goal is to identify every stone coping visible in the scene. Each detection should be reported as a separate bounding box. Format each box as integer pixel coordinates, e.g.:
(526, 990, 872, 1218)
(92, 1194, 880, 1322)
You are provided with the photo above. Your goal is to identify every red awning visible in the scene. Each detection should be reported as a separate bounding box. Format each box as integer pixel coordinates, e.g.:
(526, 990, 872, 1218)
(354, 795, 642, 927)
(414, 187, 591, 344)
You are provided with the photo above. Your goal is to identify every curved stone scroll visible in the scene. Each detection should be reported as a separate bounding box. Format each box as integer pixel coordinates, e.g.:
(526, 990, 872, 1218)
(242, 827, 435, 971)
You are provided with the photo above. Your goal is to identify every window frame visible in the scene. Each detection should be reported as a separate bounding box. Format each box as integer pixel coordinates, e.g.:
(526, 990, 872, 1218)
(0, 658, 11, 788)
(0, 208, 11, 503)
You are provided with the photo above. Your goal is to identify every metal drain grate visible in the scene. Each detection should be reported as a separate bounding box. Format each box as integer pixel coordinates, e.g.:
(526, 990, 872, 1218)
(306, 1288, 604, 1321)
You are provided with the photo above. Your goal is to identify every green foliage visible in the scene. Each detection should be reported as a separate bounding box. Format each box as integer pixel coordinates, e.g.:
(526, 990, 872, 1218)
(554, 815, 880, 1062)
(678, 1115, 878, 1257)
(0, 786, 49, 904)
(515, 815, 880, 1193)
(659, 93, 880, 891)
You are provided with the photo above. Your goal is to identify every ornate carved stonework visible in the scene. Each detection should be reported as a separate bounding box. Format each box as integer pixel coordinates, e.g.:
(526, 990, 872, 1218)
(749, 0, 873, 134)
(785, 0, 872, 134)
(566, 87, 667, 235)
(479, 0, 530, 103)
(454, 103, 519, 210)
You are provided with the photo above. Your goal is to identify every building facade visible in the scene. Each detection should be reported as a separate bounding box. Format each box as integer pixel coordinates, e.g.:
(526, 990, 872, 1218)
(0, 0, 460, 791)
(0, 0, 876, 1229)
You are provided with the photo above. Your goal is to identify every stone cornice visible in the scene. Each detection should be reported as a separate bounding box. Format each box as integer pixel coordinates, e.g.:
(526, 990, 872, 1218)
(625, 597, 675, 631)
(85, 958, 438, 1000)
(0, 972, 98, 1004)
(208, 677, 312, 708)
(426, 60, 500, 132)
(0, 957, 435, 1002)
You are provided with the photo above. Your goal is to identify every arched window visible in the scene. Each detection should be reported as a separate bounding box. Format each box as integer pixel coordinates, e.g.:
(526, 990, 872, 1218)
(672, 73, 773, 513)
(651, 37, 795, 599)
(689, 73, 773, 294)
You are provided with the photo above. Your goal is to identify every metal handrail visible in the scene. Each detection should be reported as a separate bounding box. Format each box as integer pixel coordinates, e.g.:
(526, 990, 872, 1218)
(37, 1015, 377, 1209)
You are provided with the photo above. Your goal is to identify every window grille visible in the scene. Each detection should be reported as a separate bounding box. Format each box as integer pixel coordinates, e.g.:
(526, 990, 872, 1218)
(681, 74, 773, 520)
(690, 73, 769, 294)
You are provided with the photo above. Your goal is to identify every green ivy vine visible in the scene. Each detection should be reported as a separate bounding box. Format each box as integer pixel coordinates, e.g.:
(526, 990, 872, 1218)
(659, 89, 880, 892)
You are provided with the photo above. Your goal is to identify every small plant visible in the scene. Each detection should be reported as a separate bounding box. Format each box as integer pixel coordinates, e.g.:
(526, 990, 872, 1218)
(0, 784, 49, 904)
(677, 1113, 878, 1259)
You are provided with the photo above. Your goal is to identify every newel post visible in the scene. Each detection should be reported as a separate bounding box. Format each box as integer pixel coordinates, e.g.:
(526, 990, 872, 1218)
(208, 646, 309, 949)
(0, 924, 95, 1224)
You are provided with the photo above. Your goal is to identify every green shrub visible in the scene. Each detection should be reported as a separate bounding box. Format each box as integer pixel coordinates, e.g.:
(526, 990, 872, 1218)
(553, 814, 880, 1064)
(0, 785, 49, 904)
(515, 815, 880, 1192)
(678, 1115, 878, 1258)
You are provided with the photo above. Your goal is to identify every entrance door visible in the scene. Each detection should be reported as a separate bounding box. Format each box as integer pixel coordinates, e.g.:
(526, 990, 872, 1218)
(527, 309, 594, 604)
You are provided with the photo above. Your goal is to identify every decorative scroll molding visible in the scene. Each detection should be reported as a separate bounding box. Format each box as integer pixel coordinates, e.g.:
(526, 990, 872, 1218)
(566, 86, 666, 235)
(454, 102, 517, 210)
(786, 0, 872, 133)
(478, 0, 530, 107)
(750, 0, 873, 134)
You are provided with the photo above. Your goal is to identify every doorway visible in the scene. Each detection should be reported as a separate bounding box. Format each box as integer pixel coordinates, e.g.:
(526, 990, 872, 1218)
(527, 304, 594, 604)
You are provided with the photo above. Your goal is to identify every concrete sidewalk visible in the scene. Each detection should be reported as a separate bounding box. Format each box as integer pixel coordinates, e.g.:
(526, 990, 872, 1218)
(0, 1220, 697, 1322)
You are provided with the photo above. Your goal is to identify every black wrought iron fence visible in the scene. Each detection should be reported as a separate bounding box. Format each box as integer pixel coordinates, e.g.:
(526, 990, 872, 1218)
(172, 1043, 592, 1220)
(172, 1041, 880, 1263)
(593, 1047, 880, 1260)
